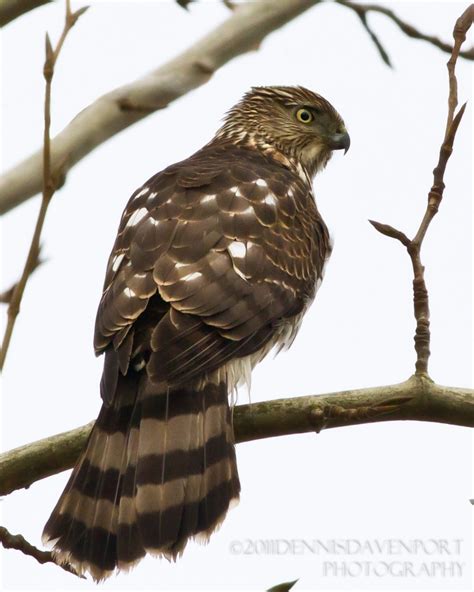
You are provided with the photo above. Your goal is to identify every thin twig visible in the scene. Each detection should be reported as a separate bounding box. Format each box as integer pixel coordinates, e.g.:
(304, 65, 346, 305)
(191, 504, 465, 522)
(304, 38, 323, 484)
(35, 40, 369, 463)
(353, 8, 392, 67)
(370, 7, 472, 376)
(1, 377, 473, 498)
(334, 0, 474, 63)
(0, 246, 44, 304)
(0, 526, 84, 578)
(368, 221, 410, 246)
(446, 5, 473, 134)
(0, 1, 88, 371)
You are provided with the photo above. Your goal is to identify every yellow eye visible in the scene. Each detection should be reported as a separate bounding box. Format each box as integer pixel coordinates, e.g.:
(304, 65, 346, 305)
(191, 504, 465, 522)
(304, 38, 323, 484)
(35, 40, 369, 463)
(296, 108, 313, 124)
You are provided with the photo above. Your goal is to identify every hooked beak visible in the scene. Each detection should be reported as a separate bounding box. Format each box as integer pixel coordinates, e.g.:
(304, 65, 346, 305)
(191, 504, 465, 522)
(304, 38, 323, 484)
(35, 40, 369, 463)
(328, 131, 351, 154)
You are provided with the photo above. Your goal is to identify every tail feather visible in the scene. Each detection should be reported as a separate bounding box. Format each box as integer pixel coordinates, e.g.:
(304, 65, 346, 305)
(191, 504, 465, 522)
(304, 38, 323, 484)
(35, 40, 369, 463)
(42, 376, 137, 579)
(42, 377, 240, 580)
(117, 401, 146, 570)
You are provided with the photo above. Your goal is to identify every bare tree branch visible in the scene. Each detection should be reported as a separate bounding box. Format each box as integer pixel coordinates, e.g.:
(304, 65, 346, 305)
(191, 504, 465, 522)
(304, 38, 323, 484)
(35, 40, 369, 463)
(0, 1, 87, 371)
(0, 525, 83, 578)
(334, 0, 474, 62)
(0, 0, 55, 27)
(1, 376, 473, 498)
(369, 6, 471, 376)
(0, 0, 323, 215)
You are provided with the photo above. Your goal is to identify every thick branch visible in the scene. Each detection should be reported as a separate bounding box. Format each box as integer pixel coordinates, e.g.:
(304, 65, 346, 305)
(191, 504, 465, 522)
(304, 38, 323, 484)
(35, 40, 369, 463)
(1, 376, 472, 497)
(0, 0, 322, 215)
(0, 0, 55, 27)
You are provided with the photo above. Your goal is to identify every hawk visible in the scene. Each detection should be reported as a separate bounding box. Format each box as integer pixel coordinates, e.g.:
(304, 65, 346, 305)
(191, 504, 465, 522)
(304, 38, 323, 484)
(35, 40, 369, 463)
(43, 86, 349, 580)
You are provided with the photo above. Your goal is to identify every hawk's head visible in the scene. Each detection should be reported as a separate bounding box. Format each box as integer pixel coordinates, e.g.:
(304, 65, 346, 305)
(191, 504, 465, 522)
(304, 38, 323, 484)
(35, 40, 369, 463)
(215, 86, 350, 178)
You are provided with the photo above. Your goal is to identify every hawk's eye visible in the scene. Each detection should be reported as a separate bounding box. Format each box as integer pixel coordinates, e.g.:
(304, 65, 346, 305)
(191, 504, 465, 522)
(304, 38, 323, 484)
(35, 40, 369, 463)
(296, 108, 313, 124)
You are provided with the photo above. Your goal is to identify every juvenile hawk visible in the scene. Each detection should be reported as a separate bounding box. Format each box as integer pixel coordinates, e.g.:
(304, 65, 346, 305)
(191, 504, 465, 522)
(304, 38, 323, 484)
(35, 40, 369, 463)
(43, 86, 349, 580)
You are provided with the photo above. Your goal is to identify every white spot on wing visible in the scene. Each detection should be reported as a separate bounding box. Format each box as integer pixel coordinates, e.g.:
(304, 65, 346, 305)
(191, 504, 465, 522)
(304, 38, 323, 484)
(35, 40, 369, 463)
(230, 186, 245, 198)
(201, 194, 216, 204)
(134, 187, 149, 199)
(182, 271, 202, 282)
(126, 207, 148, 228)
(124, 287, 136, 298)
(263, 194, 277, 206)
(133, 359, 146, 371)
(111, 253, 125, 272)
(256, 179, 268, 188)
(228, 241, 246, 259)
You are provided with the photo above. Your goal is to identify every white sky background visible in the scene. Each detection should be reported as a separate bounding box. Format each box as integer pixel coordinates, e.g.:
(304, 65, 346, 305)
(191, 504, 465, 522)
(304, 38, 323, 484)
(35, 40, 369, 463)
(0, 1, 472, 591)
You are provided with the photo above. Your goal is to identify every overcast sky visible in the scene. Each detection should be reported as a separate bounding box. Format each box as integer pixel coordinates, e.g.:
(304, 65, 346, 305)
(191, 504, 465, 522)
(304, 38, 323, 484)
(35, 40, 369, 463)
(0, 1, 472, 591)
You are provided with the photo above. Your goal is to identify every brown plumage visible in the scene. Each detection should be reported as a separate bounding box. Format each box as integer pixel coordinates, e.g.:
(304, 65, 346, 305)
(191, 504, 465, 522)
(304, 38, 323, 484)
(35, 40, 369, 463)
(42, 86, 349, 580)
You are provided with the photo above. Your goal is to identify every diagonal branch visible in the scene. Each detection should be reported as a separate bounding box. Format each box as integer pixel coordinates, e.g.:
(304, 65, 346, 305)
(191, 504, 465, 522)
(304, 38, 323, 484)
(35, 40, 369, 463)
(1, 376, 473, 498)
(369, 5, 472, 376)
(352, 7, 392, 67)
(0, 525, 83, 578)
(0, 1, 88, 371)
(0, 0, 323, 215)
(0, 0, 55, 27)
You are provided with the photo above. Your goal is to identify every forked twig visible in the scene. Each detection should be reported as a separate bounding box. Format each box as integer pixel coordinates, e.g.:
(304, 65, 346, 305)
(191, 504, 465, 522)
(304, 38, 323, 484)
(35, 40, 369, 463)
(0, 1, 88, 370)
(370, 5, 472, 375)
(335, 0, 474, 64)
(0, 526, 84, 578)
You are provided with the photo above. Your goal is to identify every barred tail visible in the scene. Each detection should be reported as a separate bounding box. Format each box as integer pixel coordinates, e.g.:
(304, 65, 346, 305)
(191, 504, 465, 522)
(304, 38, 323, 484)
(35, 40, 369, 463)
(42, 377, 240, 581)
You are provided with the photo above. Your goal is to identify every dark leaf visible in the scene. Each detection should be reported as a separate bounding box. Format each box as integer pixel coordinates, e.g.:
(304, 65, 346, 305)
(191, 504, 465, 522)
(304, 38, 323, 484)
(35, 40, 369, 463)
(176, 0, 195, 9)
(267, 579, 299, 592)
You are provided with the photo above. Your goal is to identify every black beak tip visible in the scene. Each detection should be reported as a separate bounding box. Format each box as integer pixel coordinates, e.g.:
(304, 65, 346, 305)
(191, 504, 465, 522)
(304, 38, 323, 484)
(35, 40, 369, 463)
(343, 133, 351, 154)
(330, 131, 351, 154)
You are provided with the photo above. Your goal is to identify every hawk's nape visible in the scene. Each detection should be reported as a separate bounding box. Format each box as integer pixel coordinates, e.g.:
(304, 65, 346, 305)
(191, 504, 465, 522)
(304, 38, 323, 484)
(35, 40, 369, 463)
(42, 86, 349, 580)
